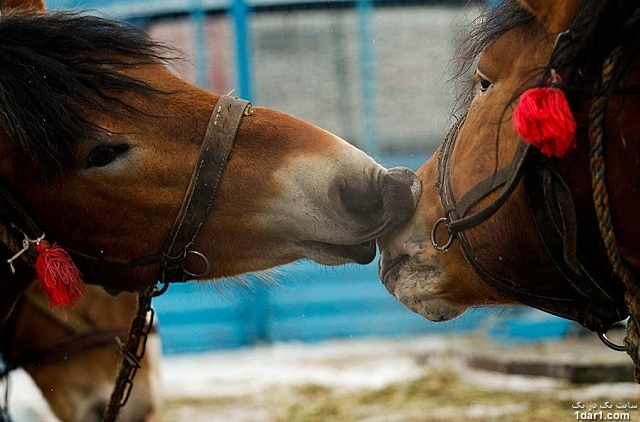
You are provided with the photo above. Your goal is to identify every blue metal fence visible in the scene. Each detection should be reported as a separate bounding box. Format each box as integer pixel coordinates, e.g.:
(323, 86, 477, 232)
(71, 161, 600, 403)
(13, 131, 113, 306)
(49, 0, 381, 153)
(152, 258, 501, 354)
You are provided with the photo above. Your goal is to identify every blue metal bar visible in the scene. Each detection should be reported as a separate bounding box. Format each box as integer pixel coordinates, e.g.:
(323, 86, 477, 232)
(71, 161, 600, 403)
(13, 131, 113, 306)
(191, 0, 209, 90)
(241, 282, 271, 345)
(231, 0, 255, 101)
(356, 0, 378, 157)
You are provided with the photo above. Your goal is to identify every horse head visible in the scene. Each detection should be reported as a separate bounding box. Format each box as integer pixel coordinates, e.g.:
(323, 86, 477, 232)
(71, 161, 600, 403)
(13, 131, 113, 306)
(379, 0, 639, 333)
(0, 9, 420, 320)
(0, 284, 160, 422)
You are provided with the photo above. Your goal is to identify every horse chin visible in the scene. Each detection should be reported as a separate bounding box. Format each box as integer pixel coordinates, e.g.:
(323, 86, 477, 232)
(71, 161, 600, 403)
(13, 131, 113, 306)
(303, 240, 377, 265)
(381, 258, 466, 322)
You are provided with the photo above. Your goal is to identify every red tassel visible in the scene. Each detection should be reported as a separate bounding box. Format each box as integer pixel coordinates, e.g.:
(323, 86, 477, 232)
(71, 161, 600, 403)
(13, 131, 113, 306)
(513, 84, 577, 158)
(34, 240, 85, 309)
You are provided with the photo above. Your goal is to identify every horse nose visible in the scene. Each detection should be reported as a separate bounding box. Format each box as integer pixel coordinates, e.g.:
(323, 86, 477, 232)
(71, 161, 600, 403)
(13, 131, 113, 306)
(337, 166, 421, 237)
(382, 167, 422, 226)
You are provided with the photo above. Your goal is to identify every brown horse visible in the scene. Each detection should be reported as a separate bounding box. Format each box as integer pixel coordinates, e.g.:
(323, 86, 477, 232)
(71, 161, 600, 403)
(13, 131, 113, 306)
(1, 284, 160, 421)
(379, 0, 640, 370)
(0, 2, 420, 323)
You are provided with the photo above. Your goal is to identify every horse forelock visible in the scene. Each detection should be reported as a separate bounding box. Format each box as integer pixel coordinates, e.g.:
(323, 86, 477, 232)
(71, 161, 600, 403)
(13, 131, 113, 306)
(452, 1, 534, 114)
(0, 10, 175, 173)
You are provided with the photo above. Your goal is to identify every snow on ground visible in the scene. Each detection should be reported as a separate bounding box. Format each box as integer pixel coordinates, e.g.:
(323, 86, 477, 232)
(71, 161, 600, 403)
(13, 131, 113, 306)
(6, 370, 60, 422)
(6, 334, 640, 421)
(4, 336, 448, 421)
(161, 336, 448, 399)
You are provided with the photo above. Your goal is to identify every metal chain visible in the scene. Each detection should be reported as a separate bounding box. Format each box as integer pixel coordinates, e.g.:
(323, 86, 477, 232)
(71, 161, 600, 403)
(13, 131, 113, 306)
(102, 281, 168, 422)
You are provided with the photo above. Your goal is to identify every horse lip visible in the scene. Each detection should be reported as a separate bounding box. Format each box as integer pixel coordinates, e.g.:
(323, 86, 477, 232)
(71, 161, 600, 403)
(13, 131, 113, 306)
(346, 239, 377, 264)
(379, 254, 408, 290)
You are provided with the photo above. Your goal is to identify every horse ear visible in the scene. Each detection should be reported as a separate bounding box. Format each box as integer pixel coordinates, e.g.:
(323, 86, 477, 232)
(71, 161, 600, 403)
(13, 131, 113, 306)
(2, 0, 46, 11)
(518, 0, 579, 34)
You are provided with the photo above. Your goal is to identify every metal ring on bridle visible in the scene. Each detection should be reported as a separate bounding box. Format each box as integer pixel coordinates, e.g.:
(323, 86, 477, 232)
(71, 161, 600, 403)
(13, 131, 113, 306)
(431, 217, 454, 252)
(597, 330, 626, 352)
(183, 250, 211, 278)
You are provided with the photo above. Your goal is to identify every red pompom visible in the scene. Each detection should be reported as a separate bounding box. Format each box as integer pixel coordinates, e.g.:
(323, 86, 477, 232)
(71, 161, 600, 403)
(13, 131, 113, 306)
(34, 240, 85, 309)
(513, 86, 576, 158)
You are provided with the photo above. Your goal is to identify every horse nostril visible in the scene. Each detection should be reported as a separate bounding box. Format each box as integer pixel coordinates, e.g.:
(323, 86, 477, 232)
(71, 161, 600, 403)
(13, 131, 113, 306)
(380, 167, 421, 227)
(328, 166, 421, 240)
(336, 175, 385, 228)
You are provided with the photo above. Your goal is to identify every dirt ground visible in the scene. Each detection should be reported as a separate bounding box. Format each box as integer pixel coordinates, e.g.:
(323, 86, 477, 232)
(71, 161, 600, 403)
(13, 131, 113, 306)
(158, 334, 640, 422)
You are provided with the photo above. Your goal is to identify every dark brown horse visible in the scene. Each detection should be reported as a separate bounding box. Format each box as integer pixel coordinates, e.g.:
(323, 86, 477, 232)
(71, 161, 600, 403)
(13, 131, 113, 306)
(1, 284, 159, 422)
(0, 1, 420, 324)
(379, 0, 640, 375)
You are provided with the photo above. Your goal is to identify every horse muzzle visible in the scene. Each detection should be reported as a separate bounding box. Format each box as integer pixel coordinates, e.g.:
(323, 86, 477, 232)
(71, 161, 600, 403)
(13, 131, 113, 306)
(380, 254, 465, 322)
(332, 166, 422, 239)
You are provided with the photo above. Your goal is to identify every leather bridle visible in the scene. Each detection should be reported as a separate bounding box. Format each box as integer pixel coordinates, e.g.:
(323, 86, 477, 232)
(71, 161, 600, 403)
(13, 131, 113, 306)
(0, 95, 253, 286)
(52, 95, 252, 287)
(103, 95, 253, 420)
(429, 15, 633, 336)
(433, 112, 627, 334)
(0, 95, 253, 421)
(158, 95, 253, 284)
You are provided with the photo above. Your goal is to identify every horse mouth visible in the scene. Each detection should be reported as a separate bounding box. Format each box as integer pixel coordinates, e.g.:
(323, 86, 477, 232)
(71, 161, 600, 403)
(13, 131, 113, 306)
(303, 240, 376, 265)
(379, 256, 466, 322)
(379, 254, 408, 293)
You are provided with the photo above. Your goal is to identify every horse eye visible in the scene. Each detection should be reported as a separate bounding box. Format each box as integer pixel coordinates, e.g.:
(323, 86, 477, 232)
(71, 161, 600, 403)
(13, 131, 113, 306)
(86, 144, 130, 168)
(474, 68, 493, 94)
(478, 77, 492, 93)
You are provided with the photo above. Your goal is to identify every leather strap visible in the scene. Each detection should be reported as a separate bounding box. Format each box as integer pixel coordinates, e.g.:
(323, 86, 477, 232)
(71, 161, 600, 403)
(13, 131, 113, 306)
(1, 291, 158, 368)
(525, 158, 626, 304)
(10, 327, 132, 366)
(160, 95, 252, 282)
(444, 141, 532, 234)
(437, 114, 533, 236)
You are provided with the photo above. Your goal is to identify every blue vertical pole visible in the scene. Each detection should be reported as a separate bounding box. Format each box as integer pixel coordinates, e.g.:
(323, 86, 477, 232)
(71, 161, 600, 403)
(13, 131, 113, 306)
(357, 0, 378, 157)
(231, 0, 255, 101)
(191, 0, 208, 90)
(242, 282, 270, 345)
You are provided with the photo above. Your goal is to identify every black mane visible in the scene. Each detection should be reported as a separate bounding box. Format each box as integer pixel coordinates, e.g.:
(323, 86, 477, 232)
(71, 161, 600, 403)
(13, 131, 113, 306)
(453, 0, 640, 112)
(0, 10, 173, 171)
